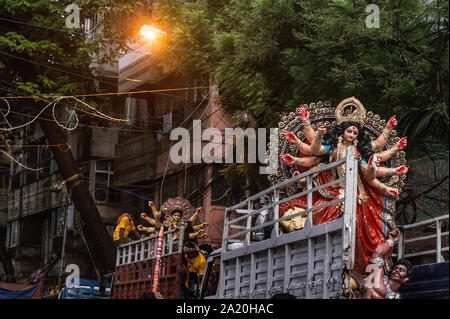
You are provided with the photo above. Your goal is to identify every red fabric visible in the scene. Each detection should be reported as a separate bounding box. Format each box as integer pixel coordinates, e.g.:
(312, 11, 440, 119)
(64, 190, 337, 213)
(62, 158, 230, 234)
(280, 165, 389, 275)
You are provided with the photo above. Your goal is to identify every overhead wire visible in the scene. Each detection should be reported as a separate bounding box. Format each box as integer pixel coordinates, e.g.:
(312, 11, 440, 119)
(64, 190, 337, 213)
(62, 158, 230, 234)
(0, 51, 118, 87)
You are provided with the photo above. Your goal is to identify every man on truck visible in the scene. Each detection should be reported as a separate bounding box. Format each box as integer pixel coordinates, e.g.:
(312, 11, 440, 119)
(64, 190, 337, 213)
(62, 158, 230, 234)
(113, 212, 141, 246)
(364, 227, 413, 299)
(181, 241, 207, 298)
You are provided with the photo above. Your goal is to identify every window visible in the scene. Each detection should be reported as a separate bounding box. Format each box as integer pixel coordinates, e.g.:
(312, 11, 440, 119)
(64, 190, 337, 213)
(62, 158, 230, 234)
(201, 256, 220, 298)
(52, 207, 66, 238)
(38, 142, 52, 178)
(94, 160, 119, 202)
(210, 166, 234, 207)
(6, 220, 20, 248)
(162, 176, 178, 203)
(125, 97, 150, 128)
(21, 215, 43, 246)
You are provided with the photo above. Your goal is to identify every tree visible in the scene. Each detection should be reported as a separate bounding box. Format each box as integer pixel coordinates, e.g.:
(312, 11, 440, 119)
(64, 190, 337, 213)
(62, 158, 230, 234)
(153, 0, 448, 138)
(0, 0, 150, 277)
(151, 0, 448, 192)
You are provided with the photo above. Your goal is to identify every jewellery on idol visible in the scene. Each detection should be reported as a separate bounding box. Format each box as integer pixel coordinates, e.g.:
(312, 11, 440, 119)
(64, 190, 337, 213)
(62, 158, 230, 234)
(372, 140, 380, 151)
(390, 145, 399, 156)
(314, 132, 322, 143)
(370, 257, 385, 268)
(382, 127, 391, 140)
(303, 119, 311, 129)
(387, 239, 395, 247)
(335, 97, 366, 125)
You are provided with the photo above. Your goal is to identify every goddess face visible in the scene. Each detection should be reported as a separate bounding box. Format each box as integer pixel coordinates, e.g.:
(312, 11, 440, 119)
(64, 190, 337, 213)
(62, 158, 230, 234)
(342, 125, 359, 144)
(171, 211, 182, 222)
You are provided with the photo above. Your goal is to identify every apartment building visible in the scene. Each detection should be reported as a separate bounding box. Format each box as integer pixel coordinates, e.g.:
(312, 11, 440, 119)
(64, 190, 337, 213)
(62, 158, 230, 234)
(113, 36, 234, 248)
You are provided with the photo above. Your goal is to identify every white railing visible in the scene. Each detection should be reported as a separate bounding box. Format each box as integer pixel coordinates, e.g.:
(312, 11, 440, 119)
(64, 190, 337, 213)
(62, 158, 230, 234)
(221, 145, 358, 264)
(115, 227, 184, 267)
(397, 214, 449, 263)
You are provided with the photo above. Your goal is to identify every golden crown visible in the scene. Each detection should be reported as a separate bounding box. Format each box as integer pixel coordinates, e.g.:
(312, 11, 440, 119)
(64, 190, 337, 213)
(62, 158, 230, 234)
(335, 97, 366, 125)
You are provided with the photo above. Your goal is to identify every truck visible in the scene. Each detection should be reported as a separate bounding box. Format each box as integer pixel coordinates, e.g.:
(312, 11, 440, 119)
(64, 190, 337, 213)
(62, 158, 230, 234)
(198, 147, 449, 299)
(111, 227, 185, 299)
(109, 146, 359, 299)
(199, 148, 358, 299)
(110, 146, 448, 299)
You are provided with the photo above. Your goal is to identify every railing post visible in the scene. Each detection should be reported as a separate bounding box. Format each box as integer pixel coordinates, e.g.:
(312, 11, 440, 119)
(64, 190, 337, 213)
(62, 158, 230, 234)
(222, 208, 230, 252)
(307, 174, 313, 224)
(178, 227, 184, 254)
(342, 146, 357, 271)
(246, 201, 252, 244)
(273, 189, 280, 236)
(436, 220, 442, 263)
(116, 246, 121, 267)
(398, 230, 404, 260)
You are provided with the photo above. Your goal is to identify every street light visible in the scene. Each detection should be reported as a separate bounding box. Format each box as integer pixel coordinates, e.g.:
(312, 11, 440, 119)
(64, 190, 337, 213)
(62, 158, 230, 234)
(139, 24, 165, 41)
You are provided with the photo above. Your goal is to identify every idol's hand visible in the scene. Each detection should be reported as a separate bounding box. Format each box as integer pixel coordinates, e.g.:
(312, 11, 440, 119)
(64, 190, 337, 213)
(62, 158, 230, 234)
(283, 131, 299, 144)
(368, 154, 380, 169)
(317, 126, 327, 136)
(153, 210, 161, 219)
(137, 225, 144, 231)
(280, 154, 295, 165)
(292, 171, 300, 177)
(141, 213, 148, 219)
(395, 165, 409, 175)
(397, 137, 407, 150)
(387, 115, 397, 130)
(195, 207, 202, 214)
(388, 227, 400, 243)
(299, 106, 309, 121)
(386, 187, 399, 198)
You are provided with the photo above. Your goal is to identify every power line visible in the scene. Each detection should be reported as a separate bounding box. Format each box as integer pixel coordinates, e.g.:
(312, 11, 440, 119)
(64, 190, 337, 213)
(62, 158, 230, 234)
(0, 84, 209, 100)
(0, 16, 85, 35)
(0, 50, 118, 86)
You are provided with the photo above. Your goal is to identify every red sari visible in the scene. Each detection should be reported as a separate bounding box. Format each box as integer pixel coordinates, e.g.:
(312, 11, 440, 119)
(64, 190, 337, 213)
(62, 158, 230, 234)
(279, 149, 391, 275)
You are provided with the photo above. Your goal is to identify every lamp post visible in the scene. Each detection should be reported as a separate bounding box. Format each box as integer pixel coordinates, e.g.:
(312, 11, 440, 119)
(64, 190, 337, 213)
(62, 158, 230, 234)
(139, 24, 165, 41)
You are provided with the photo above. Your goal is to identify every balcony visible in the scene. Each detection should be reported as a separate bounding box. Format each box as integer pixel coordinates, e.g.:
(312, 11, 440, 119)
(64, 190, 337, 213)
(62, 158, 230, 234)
(118, 41, 167, 92)
(114, 133, 157, 185)
(69, 126, 119, 161)
(7, 175, 66, 220)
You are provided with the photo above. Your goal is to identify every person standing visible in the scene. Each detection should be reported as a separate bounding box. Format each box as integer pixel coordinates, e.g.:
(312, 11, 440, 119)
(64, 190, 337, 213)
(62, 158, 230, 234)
(113, 212, 141, 246)
(364, 227, 413, 299)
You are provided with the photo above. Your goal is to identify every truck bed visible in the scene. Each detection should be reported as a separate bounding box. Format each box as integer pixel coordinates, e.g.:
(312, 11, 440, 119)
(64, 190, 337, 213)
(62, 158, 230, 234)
(219, 218, 344, 299)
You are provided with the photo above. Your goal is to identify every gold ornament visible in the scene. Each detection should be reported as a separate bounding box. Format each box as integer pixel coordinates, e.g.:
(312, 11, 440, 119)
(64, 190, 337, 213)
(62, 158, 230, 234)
(335, 97, 366, 125)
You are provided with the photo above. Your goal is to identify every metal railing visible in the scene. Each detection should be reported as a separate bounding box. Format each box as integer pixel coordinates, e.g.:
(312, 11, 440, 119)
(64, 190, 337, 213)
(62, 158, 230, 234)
(115, 227, 184, 267)
(397, 214, 449, 263)
(221, 145, 359, 263)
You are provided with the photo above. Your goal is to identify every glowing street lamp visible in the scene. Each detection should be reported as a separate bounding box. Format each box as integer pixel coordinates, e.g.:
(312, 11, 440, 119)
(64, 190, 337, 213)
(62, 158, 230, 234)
(139, 24, 165, 41)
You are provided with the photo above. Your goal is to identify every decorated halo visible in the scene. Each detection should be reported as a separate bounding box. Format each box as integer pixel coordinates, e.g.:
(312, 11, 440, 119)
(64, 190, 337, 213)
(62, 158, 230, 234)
(160, 197, 193, 220)
(267, 99, 406, 199)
